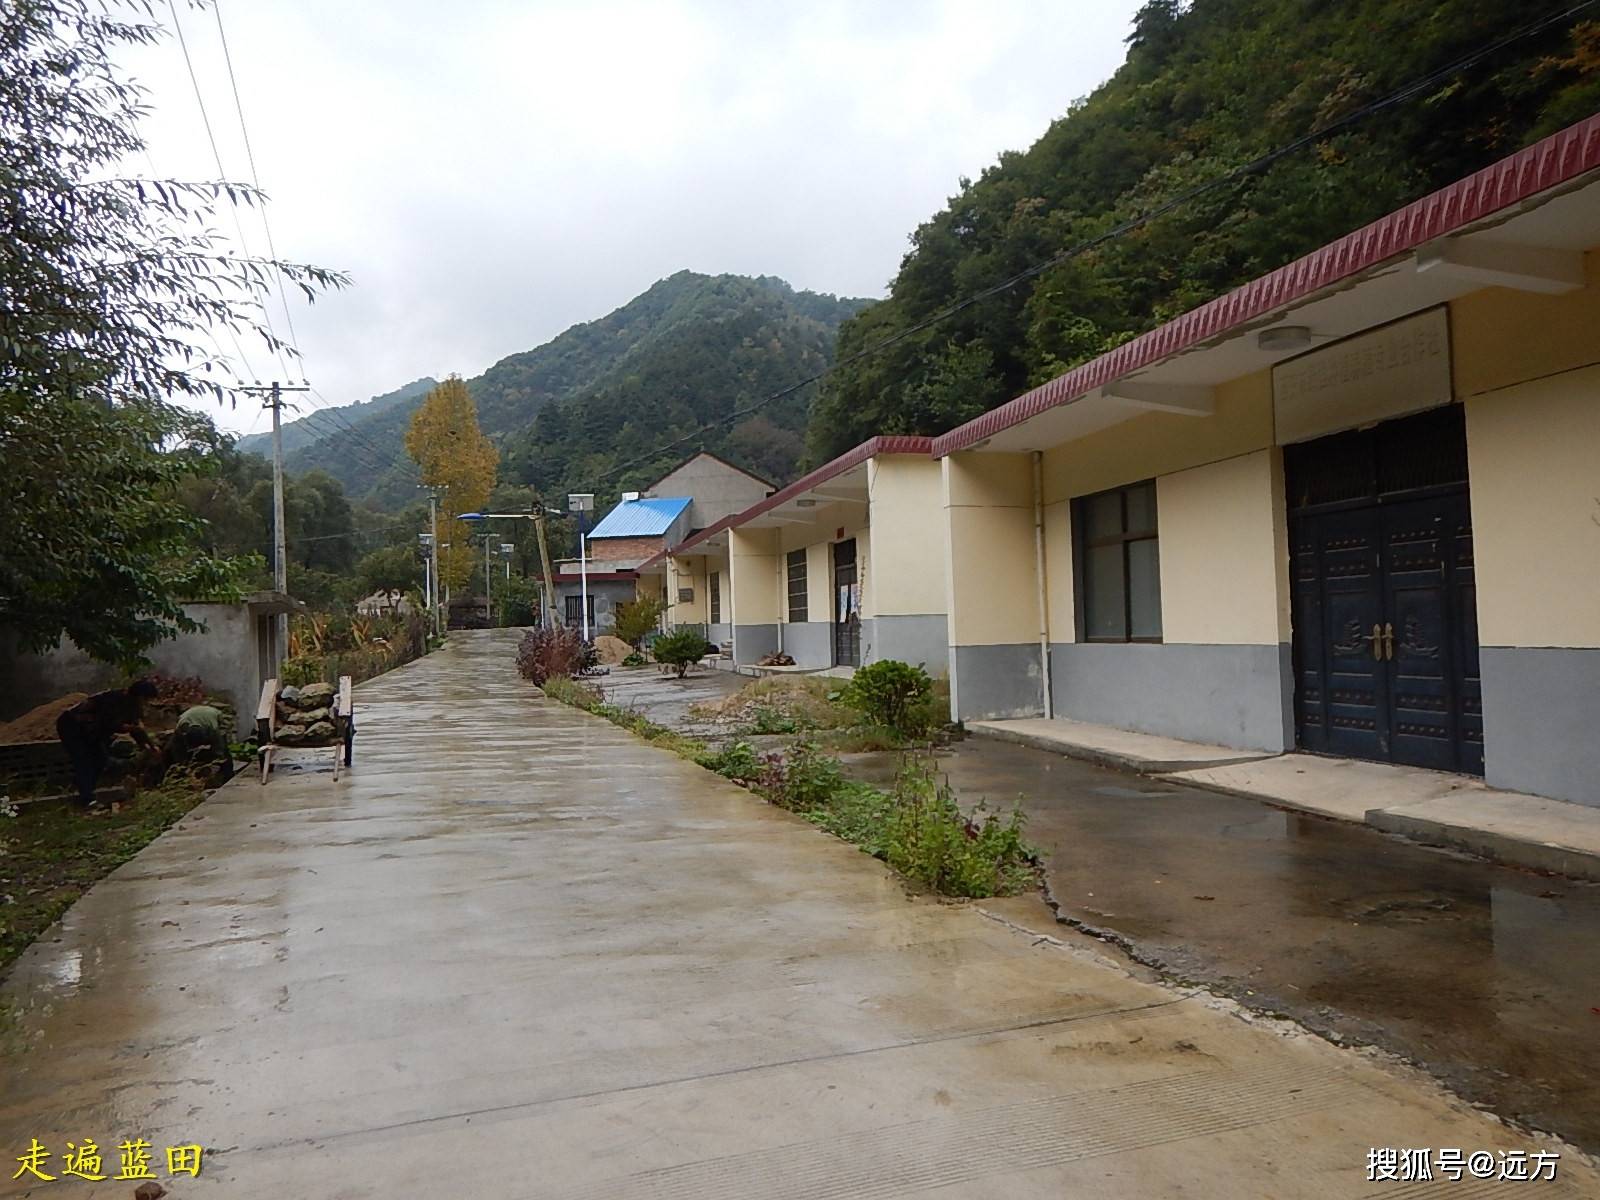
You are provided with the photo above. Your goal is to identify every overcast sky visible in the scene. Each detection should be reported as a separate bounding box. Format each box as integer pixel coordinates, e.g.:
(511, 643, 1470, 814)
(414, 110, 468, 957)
(124, 0, 1146, 435)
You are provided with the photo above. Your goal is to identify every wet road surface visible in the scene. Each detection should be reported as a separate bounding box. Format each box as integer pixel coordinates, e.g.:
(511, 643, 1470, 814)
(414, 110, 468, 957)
(907, 738, 1600, 1152)
(2, 633, 1595, 1197)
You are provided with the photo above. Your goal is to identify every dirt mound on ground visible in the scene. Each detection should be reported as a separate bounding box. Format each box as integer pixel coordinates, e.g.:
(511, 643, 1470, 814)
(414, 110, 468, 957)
(594, 635, 634, 665)
(0, 693, 88, 744)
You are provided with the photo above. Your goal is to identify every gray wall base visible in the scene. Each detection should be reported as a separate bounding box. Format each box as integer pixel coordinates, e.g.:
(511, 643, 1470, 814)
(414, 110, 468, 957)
(1481, 646, 1599, 807)
(865, 614, 948, 675)
(778, 622, 832, 669)
(1050, 642, 1292, 753)
(707, 622, 732, 648)
(733, 623, 779, 665)
(952, 644, 1046, 721)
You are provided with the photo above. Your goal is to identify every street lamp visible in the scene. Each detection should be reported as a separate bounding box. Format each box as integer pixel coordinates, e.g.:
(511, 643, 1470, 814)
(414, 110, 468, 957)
(417, 533, 434, 622)
(568, 494, 595, 640)
(501, 542, 515, 582)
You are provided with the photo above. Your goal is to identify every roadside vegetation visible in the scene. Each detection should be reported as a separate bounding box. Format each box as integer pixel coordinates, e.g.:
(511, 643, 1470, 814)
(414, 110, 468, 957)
(280, 608, 432, 688)
(0, 777, 207, 980)
(534, 656, 1036, 899)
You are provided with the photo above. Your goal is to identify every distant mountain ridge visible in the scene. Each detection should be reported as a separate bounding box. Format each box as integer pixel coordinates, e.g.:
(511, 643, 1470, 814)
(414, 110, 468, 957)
(237, 377, 436, 459)
(268, 272, 869, 508)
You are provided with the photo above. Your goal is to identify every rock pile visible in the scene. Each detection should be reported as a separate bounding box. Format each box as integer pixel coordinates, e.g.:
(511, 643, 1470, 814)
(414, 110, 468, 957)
(274, 682, 339, 746)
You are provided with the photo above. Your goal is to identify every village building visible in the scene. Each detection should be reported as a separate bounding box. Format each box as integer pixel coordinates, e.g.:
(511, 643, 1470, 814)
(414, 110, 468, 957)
(929, 115, 1600, 807)
(552, 452, 772, 633)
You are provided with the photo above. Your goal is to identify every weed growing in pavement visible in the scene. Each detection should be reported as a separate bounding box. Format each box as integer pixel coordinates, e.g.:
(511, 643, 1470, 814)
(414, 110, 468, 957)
(880, 758, 1035, 898)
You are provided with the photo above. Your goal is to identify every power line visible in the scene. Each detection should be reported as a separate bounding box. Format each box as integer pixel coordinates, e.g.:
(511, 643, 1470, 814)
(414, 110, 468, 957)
(289, 405, 413, 479)
(165, 0, 293, 381)
(595, 0, 1597, 485)
(211, 0, 303, 359)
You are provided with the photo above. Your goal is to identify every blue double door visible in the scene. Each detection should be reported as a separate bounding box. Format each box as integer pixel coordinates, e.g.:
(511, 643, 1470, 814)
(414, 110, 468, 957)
(1287, 407, 1483, 774)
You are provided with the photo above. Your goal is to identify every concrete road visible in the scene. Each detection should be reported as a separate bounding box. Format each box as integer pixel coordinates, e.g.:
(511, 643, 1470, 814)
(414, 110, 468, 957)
(2, 631, 1594, 1198)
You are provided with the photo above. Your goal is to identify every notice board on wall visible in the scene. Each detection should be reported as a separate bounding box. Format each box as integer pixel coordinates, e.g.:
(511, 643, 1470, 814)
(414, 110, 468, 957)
(1273, 306, 1451, 445)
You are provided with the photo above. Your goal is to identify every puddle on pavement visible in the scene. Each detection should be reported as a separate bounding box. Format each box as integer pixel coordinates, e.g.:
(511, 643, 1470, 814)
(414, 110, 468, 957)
(846, 738, 1600, 1153)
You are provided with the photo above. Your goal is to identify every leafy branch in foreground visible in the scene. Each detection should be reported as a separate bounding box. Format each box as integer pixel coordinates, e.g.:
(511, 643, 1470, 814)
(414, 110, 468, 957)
(0, 0, 347, 663)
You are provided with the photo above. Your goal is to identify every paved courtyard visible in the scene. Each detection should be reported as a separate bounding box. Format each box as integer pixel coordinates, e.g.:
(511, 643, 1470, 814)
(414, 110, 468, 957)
(2, 631, 1593, 1197)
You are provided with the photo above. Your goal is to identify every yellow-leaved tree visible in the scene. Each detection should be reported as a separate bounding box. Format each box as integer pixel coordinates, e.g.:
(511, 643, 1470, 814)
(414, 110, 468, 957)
(404, 376, 498, 593)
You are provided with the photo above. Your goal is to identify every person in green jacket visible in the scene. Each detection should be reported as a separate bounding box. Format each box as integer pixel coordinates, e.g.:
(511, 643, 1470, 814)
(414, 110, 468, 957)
(166, 704, 235, 785)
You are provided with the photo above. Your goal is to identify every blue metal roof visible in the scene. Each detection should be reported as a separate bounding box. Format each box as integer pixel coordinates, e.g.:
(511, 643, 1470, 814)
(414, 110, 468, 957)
(588, 496, 691, 539)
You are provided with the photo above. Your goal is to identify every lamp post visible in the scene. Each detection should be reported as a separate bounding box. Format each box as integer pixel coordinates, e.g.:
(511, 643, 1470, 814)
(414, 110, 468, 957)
(418, 533, 433, 625)
(501, 543, 514, 582)
(568, 493, 595, 640)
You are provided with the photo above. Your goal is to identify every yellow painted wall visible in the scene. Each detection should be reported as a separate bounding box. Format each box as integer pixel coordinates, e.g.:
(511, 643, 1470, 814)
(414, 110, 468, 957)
(1452, 251, 1600, 399)
(729, 527, 781, 624)
(1465, 361, 1600, 648)
(665, 557, 706, 625)
(866, 456, 948, 616)
(1039, 370, 1273, 505)
(944, 452, 1039, 646)
(1156, 449, 1290, 646)
(1042, 499, 1074, 638)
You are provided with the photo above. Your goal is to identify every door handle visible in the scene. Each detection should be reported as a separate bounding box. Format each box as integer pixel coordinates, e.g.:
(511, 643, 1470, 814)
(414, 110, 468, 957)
(1384, 622, 1395, 661)
(1367, 623, 1383, 660)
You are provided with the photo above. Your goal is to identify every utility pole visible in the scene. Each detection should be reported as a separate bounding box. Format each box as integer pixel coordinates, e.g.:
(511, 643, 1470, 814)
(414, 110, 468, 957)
(532, 509, 559, 628)
(421, 485, 446, 638)
(483, 532, 493, 626)
(246, 382, 310, 672)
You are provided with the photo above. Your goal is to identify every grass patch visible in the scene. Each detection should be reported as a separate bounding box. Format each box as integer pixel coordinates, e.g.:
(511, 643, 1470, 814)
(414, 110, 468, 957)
(542, 675, 707, 759)
(0, 779, 208, 980)
(538, 672, 1034, 899)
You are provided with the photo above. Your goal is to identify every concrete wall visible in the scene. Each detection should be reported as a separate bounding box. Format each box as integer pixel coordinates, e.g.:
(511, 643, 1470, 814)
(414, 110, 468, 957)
(1033, 435, 1294, 753)
(1457, 268, 1600, 805)
(647, 453, 772, 530)
(863, 614, 948, 674)
(780, 621, 832, 669)
(943, 452, 1042, 720)
(0, 602, 271, 722)
(553, 579, 636, 634)
(865, 456, 947, 618)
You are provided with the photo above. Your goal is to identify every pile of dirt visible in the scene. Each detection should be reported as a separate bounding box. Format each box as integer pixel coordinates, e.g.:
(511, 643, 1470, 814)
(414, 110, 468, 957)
(594, 635, 634, 665)
(0, 694, 87, 745)
(273, 682, 340, 746)
(686, 676, 854, 730)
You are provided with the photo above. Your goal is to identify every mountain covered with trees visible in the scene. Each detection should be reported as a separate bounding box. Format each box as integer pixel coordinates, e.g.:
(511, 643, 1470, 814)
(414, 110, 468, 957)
(238, 377, 436, 460)
(806, 0, 1600, 460)
(282, 272, 868, 508)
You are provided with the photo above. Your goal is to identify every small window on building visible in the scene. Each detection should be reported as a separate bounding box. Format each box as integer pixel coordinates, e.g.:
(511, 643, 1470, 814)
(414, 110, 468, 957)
(786, 549, 808, 622)
(1075, 480, 1161, 642)
(564, 594, 596, 627)
(709, 570, 722, 624)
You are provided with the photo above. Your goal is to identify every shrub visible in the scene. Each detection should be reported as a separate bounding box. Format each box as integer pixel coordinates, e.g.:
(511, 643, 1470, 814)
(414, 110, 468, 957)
(755, 741, 845, 813)
(496, 576, 541, 627)
(748, 703, 799, 734)
(142, 673, 206, 709)
(652, 628, 713, 678)
(612, 596, 665, 647)
(621, 651, 647, 667)
(839, 660, 934, 736)
(881, 759, 1035, 898)
(516, 625, 594, 686)
(698, 739, 764, 784)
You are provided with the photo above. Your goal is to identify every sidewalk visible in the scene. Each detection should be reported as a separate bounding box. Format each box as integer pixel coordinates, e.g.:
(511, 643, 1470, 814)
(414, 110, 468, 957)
(968, 718, 1600, 880)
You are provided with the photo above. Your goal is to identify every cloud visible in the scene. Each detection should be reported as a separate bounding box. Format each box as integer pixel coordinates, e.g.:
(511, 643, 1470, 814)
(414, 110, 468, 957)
(121, 0, 1143, 434)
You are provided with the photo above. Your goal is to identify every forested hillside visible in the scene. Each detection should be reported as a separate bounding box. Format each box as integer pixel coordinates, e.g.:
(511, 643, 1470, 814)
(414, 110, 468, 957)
(807, 0, 1600, 460)
(238, 377, 436, 460)
(282, 273, 867, 508)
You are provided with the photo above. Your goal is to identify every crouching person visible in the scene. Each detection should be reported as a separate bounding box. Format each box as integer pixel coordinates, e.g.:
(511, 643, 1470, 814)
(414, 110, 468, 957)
(166, 704, 236, 786)
(55, 679, 158, 811)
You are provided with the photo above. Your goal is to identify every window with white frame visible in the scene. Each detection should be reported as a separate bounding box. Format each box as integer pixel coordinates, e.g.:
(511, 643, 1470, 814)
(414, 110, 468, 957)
(786, 549, 808, 622)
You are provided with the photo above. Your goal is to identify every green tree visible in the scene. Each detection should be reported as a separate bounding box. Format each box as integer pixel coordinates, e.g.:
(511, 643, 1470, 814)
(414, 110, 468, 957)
(355, 545, 422, 599)
(809, 2, 1600, 460)
(0, 0, 343, 664)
